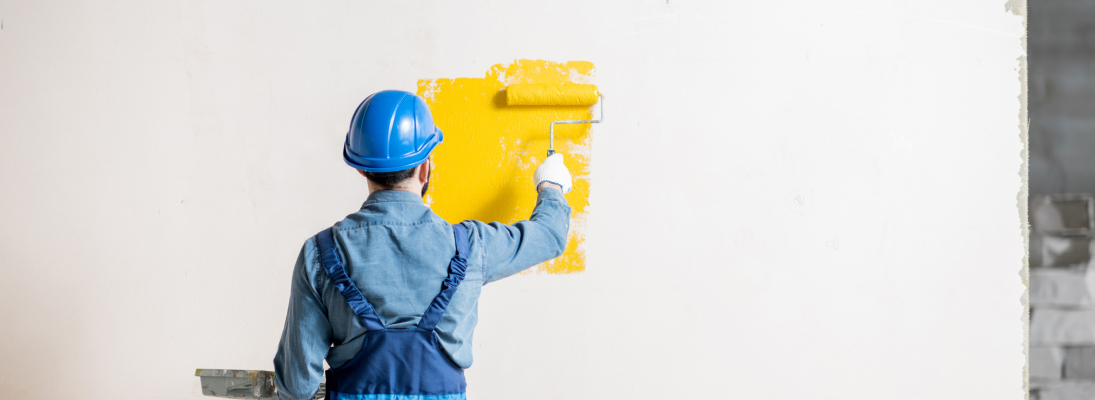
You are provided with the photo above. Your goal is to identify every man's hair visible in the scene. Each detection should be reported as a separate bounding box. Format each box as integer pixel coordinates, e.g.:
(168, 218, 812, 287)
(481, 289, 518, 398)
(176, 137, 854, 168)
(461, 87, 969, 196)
(362, 167, 416, 188)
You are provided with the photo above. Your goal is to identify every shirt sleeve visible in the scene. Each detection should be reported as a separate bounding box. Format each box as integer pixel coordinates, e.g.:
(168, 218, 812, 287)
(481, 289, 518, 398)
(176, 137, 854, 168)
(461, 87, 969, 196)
(472, 187, 572, 283)
(274, 239, 331, 400)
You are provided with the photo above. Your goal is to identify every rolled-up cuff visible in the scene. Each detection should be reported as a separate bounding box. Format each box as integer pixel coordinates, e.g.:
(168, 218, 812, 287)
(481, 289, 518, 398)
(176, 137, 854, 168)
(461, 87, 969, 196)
(537, 184, 569, 200)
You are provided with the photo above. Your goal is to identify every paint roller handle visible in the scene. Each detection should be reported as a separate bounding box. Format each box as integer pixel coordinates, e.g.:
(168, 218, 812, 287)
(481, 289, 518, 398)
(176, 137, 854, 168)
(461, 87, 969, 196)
(533, 153, 572, 194)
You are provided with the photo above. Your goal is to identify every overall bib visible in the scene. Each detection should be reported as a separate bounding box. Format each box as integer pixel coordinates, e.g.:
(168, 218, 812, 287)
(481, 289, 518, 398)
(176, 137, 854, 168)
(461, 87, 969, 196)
(315, 224, 470, 400)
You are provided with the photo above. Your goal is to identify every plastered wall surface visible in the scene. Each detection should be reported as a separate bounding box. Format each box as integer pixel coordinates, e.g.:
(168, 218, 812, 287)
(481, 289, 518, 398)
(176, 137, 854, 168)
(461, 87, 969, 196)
(0, 1, 1026, 399)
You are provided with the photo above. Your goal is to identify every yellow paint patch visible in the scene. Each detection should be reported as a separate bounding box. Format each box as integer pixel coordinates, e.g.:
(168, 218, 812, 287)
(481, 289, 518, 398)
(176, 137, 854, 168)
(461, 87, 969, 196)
(418, 60, 595, 274)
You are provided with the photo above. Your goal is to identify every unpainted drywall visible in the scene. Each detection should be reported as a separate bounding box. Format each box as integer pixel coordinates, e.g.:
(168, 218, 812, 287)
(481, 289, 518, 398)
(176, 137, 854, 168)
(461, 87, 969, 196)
(0, 1, 1027, 399)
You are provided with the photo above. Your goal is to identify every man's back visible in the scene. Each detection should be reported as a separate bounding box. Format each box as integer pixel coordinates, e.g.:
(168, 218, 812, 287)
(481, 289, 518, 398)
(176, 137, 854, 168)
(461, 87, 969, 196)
(274, 189, 571, 400)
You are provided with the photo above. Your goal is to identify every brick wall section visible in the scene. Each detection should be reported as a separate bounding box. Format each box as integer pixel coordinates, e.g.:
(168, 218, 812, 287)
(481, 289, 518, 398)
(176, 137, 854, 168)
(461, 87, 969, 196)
(1029, 0, 1095, 195)
(1030, 196, 1095, 399)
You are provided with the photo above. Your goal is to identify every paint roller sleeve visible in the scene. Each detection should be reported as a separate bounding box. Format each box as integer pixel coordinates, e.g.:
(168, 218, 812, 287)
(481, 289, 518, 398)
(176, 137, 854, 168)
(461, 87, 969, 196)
(506, 84, 599, 106)
(534, 154, 573, 194)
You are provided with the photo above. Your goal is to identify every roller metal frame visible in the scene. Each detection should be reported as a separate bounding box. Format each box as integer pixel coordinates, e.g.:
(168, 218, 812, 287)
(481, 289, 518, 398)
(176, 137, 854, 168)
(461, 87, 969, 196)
(547, 94, 604, 157)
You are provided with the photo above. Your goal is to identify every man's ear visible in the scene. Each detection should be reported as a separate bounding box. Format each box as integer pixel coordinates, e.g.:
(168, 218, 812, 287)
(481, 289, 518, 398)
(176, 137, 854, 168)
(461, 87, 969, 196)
(358, 169, 368, 178)
(418, 159, 431, 183)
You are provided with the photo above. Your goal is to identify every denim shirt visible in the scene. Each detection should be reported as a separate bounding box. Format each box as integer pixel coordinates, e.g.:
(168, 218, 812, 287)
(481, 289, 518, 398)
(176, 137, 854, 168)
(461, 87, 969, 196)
(273, 189, 571, 400)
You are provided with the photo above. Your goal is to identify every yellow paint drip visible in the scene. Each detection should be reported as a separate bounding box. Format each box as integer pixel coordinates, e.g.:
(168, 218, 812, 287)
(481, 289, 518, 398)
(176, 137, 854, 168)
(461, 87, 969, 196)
(418, 60, 594, 274)
(505, 84, 600, 106)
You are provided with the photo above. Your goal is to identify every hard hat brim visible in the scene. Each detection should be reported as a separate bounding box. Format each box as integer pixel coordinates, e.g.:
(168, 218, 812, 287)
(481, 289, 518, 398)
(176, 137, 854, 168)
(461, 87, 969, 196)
(343, 128, 443, 173)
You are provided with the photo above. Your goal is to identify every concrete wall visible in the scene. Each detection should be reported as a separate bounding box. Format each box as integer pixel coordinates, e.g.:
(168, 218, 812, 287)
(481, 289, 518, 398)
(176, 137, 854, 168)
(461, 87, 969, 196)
(0, 1, 1026, 399)
(1030, 0, 1095, 195)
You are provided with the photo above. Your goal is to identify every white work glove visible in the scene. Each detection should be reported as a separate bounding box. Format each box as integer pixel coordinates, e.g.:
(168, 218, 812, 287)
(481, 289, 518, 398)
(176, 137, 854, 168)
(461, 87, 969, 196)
(533, 153, 572, 194)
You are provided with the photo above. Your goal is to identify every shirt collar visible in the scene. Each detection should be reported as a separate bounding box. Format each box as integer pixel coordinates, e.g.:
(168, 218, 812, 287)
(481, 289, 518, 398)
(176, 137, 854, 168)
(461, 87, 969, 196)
(362, 190, 425, 208)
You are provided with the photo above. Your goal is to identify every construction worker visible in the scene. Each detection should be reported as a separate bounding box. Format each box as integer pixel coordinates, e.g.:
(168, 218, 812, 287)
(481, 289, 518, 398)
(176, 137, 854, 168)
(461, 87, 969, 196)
(273, 90, 572, 400)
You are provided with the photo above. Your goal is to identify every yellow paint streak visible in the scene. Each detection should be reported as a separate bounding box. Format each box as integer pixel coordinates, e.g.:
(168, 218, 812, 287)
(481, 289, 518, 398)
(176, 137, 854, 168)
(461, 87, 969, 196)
(418, 60, 595, 274)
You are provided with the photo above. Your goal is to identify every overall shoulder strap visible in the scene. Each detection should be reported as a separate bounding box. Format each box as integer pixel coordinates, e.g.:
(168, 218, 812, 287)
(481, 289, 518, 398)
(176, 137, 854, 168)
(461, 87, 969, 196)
(417, 223, 471, 331)
(315, 227, 386, 331)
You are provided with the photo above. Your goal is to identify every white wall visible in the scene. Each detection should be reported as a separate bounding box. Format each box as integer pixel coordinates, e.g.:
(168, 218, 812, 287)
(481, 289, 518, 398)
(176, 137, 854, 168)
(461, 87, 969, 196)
(0, 1, 1027, 399)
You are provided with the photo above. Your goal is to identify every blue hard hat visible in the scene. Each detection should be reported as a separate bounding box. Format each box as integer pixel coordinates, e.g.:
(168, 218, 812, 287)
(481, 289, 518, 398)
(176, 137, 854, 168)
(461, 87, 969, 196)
(343, 90, 443, 172)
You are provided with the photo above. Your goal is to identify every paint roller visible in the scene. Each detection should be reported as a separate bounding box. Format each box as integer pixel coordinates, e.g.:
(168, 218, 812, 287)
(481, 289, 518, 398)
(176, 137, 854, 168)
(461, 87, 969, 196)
(505, 84, 604, 156)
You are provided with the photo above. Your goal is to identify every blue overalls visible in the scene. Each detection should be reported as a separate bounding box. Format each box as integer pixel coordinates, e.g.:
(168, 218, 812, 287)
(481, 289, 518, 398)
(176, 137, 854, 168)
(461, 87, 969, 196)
(314, 224, 470, 400)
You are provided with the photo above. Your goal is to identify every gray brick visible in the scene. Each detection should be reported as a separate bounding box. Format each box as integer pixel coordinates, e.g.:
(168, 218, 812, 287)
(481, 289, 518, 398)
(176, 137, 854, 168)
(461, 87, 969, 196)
(1032, 267, 1095, 307)
(1036, 381, 1095, 400)
(1031, 195, 1094, 236)
(1065, 347, 1095, 380)
(1032, 236, 1093, 268)
(1033, 346, 1066, 381)
(1033, 309, 1095, 345)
